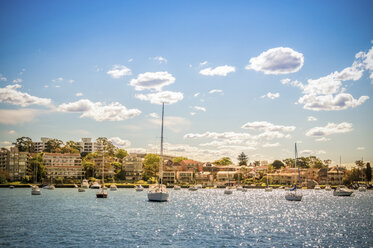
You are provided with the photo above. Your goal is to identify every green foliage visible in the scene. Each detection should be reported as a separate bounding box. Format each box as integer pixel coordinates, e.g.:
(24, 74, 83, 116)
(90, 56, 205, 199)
(28, 154, 46, 183)
(21, 176, 31, 183)
(115, 149, 128, 160)
(307, 156, 324, 169)
(83, 161, 96, 178)
(172, 157, 188, 163)
(61, 141, 81, 154)
(55, 177, 64, 184)
(343, 168, 361, 185)
(96, 137, 115, 156)
(283, 158, 295, 167)
(44, 139, 64, 153)
(111, 162, 122, 173)
(0, 169, 9, 184)
(88, 177, 96, 182)
(366, 163, 372, 182)
(237, 152, 248, 166)
(271, 160, 285, 169)
(213, 157, 233, 165)
(13, 137, 34, 152)
(355, 160, 364, 168)
(142, 154, 160, 181)
(253, 161, 260, 167)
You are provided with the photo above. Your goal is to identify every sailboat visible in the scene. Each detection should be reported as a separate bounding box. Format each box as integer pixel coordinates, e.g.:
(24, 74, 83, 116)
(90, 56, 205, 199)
(43, 176, 55, 190)
(31, 165, 41, 195)
(325, 166, 332, 191)
(265, 168, 273, 192)
(224, 173, 233, 195)
(147, 103, 169, 202)
(333, 156, 353, 197)
(135, 185, 144, 191)
(285, 143, 303, 201)
(96, 154, 108, 198)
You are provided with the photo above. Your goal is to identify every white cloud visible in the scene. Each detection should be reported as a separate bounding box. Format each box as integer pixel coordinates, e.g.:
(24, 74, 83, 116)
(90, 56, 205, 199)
(58, 99, 141, 122)
(209, 89, 223, 94)
(194, 92, 200, 97)
(281, 78, 304, 89)
(261, 92, 280, 99)
(298, 93, 369, 111)
(246, 47, 304, 74)
(262, 142, 280, 148)
(109, 137, 131, 148)
(256, 131, 291, 140)
(69, 80, 74, 83)
(200, 61, 208, 66)
(190, 112, 196, 116)
(184, 131, 253, 141)
(1, 141, 12, 146)
(8, 130, 16, 134)
(0, 73, 7, 82)
(200, 65, 235, 76)
(12, 78, 23, 83)
(0, 84, 52, 107)
(128, 58, 133, 62)
(315, 137, 330, 142)
(148, 112, 159, 118)
(308, 116, 317, 122)
(357, 146, 365, 150)
(149, 116, 190, 133)
(55, 85, 61, 88)
(52, 77, 63, 83)
(75, 93, 83, 97)
(44, 85, 49, 88)
(130, 71, 175, 91)
(306, 122, 353, 137)
(300, 149, 326, 156)
(151, 56, 168, 64)
(0, 109, 44, 125)
(135, 91, 183, 105)
(107, 65, 132, 79)
(194, 106, 206, 112)
(241, 121, 295, 132)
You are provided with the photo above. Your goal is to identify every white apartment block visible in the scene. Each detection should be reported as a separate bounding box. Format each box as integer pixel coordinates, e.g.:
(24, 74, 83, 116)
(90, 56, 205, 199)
(43, 153, 83, 179)
(33, 137, 51, 153)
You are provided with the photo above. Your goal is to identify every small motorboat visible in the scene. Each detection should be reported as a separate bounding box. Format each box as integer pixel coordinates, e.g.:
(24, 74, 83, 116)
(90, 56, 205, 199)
(110, 184, 118, 191)
(188, 185, 198, 191)
(314, 185, 321, 190)
(224, 186, 233, 195)
(78, 187, 86, 192)
(173, 185, 181, 190)
(43, 184, 55, 190)
(9, 185, 14, 189)
(325, 185, 332, 191)
(135, 185, 144, 191)
(96, 188, 108, 198)
(358, 186, 367, 192)
(31, 186, 42, 195)
(91, 181, 101, 189)
(333, 186, 353, 196)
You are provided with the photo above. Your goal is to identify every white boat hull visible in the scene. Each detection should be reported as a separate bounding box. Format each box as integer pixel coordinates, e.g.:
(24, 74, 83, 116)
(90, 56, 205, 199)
(358, 187, 367, 192)
(31, 189, 41, 195)
(148, 192, 169, 202)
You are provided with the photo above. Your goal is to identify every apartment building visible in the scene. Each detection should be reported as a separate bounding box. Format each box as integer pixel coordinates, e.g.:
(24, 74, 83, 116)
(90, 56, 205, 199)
(123, 155, 143, 181)
(176, 171, 194, 183)
(0, 147, 30, 181)
(162, 171, 176, 185)
(43, 153, 83, 179)
(33, 137, 51, 153)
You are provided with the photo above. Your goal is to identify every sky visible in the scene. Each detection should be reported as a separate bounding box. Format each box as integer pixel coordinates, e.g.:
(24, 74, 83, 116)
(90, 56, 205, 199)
(1, 0, 373, 165)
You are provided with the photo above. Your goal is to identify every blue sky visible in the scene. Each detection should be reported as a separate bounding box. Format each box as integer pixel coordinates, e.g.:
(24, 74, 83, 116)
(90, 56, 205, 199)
(1, 0, 373, 165)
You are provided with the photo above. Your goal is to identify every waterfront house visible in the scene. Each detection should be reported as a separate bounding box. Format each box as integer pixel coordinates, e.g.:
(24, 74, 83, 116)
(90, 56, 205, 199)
(176, 171, 194, 183)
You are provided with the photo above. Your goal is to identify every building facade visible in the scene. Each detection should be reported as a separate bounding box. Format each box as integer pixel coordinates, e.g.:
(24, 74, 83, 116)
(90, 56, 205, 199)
(0, 147, 29, 181)
(43, 153, 83, 179)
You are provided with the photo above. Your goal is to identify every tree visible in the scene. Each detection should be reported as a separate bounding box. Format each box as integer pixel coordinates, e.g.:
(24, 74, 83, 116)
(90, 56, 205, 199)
(61, 141, 82, 154)
(366, 162, 372, 182)
(0, 169, 10, 184)
(115, 149, 128, 160)
(13, 137, 34, 152)
(44, 139, 63, 153)
(308, 156, 324, 169)
(96, 137, 115, 156)
(172, 157, 188, 163)
(323, 159, 331, 167)
(271, 160, 285, 169)
(142, 154, 160, 181)
(28, 154, 46, 183)
(213, 157, 233, 165)
(253, 161, 260, 167)
(343, 168, 360, 185)
(237, 152, 248, 166)
(355, 160, 364, 168)
(283, 158, 295, 167)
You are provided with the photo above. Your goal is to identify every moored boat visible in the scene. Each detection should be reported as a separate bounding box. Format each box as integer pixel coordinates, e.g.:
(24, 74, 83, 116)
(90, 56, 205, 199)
(173, 185, 181, 190)
(135, 185, 144, 191)
(110, 184, 118, 191)
(285, 143, 303, 202)
(31, 185, 42, 195)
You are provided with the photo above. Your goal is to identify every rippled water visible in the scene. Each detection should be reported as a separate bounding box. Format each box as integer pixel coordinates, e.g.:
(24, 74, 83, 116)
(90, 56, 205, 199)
(0, 188, 372, 247)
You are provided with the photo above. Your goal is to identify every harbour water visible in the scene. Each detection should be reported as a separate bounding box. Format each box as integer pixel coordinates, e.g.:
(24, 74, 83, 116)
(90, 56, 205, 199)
(0, 188, 372, 247)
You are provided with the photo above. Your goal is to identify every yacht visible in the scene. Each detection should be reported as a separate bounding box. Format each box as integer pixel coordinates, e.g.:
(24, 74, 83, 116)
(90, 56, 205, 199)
(96, 152, 108, 198)
(224, 186, 233, 194)
(91, 181, 101, 189)
(110, 184, 118, 191)
(78, 187, 86, 192)
(358, 186, 367, 192)
(333, 156, 353, 197)
(43, 184, 55, 190)
(314, 185, 321, 190)
(325, 184, 332, 191)
(147, 103, 169, 202)
(31, 185, 41, 195)
(196, 184, 203, 189)
(173, 185, 181, 190)
(188, 185, 198, 191)
(81, 179, 90, 189)
(285, 143, 303, 201)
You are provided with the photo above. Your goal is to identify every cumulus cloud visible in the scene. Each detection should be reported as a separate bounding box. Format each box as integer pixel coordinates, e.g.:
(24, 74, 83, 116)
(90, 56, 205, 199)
(151, 56, 168, 64)
(12, 78, 23, 83)
(109, 137, 131, 148)
(241, 121, 295, 132)
(200, 65, 235, 76)
(315, 137, 330, 142)
(0, 84, 52, 107)
(209, 89, 223, 94)
(305, 122, 353, 137)
(69, 80, 74, 83)
(130, 71, 175, 91)
(357, 146, 365, 150)
(0, 109, 44, 125)
(200, 61, 208, 66)
(135, 91, 183, 105)
(52, 77, 63, 83)
(194, 92, 200, 97)
(281, 78, 304, 89)
(148, 112, 159, 118)
(300, 149, 326, 156)
(261, 92, 280, 99)
(8, 130, 16, 134)
(246, 47, 304, 74)
(194, 106, 206, 112)
(75, 93, 83, 97)
(107, 65, 132, 78)
(58, 99, 141, 122)
(298, 93, 369, 111)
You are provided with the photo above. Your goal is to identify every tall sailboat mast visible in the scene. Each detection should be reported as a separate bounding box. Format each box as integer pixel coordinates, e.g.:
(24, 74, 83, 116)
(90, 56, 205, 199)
(159, 102, 164, 186)
(295, 143, 301, 186)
